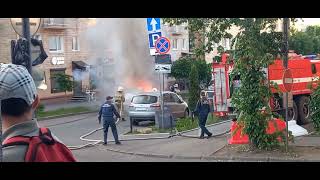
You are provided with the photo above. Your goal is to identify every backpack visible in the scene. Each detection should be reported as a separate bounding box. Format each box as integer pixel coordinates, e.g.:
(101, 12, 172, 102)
(3, 127, 76, 162)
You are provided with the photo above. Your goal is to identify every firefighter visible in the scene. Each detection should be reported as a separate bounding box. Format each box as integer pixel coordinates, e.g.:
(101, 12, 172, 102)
(193, 90, 213, 139)
(98, 96, 121, 145)
(115, 86, 126, 121)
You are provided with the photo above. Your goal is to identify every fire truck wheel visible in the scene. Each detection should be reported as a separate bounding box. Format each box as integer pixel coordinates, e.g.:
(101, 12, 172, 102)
(286, 101, 298, 122)
(297, 96, 310, 125)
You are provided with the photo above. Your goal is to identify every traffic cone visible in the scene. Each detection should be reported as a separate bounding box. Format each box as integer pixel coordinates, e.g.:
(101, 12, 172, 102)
(228, 121, 249, 144)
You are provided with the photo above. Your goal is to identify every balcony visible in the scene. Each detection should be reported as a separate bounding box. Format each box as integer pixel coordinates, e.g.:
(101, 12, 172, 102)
(42, 18, 68, 29)
(168, 25, 187, 36)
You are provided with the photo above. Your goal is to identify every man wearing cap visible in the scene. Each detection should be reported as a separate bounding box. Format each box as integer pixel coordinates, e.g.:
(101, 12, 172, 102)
(0, 64, 76, 162)
(98, 96, 121, 145)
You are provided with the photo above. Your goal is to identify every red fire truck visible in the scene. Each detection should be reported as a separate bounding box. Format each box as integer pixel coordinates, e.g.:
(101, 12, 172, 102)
(212, 52, 320, 125)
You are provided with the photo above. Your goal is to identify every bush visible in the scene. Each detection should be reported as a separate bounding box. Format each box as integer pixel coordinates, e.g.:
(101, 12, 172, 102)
(176, 114, 219, 132)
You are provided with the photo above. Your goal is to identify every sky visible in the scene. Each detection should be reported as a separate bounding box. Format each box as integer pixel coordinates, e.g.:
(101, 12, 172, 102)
(300, 18, 320, 25)
(295, 18, 320, 30)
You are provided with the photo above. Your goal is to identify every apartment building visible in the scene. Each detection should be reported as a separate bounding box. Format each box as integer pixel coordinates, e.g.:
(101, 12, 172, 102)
(162, 23, 190, 61)
(0, 18, 92, 100)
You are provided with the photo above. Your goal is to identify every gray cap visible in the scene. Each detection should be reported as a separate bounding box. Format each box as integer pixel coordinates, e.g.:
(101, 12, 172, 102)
(0, 64, 37, 105)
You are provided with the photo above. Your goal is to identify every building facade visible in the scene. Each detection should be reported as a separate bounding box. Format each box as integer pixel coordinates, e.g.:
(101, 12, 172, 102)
(162, 23, 190, 61)
(0, 18, 92, 100)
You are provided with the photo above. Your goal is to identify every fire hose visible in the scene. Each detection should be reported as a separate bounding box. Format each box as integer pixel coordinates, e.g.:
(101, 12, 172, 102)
(67, 119, 232, 150)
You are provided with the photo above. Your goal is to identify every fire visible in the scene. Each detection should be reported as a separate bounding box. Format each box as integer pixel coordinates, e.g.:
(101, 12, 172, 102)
(124, 78, 153, 92)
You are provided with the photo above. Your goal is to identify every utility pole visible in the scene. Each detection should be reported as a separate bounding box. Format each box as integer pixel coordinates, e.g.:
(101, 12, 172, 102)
(283, 18, 290, 152)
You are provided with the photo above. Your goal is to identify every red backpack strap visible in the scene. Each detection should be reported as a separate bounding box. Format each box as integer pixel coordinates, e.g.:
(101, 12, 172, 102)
(3, 136, 31, 148)
(38, 127, 55, 145)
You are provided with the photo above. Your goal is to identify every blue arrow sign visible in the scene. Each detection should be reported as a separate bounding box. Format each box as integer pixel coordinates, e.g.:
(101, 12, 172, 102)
(146, 18, 161, 32)
(148, 32, 162, 48)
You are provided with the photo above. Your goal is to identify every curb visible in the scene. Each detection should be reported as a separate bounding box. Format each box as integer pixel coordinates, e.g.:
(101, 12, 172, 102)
(99, 144, 319, 162)
(38, 110, 99, 121)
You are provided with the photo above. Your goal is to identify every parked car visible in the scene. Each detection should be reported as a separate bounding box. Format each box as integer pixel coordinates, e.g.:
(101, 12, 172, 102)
(128, 91, 189, 125)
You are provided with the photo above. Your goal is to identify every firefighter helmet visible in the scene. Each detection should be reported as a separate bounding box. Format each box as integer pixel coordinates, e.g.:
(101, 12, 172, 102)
(200, 90, 206, 97)
(117, 86, 124, 92)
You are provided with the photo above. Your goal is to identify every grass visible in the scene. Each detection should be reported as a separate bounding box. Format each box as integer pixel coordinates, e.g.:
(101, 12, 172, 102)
(36, 106, 93, 119)
(175, 114, 221, 132)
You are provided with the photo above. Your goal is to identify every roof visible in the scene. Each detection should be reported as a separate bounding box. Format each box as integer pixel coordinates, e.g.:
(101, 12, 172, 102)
(134, 91, 174, 97)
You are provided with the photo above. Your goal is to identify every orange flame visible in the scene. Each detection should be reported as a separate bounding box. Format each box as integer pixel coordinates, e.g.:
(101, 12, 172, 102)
(124, 78, 153, 92)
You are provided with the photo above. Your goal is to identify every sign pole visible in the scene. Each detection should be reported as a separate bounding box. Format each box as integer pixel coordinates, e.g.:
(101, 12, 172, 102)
(283, 18, 290, 152)
(162, 73, 164, 128)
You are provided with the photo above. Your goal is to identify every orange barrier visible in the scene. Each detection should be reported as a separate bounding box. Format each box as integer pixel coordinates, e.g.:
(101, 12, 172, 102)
(228, 118, 286, 144)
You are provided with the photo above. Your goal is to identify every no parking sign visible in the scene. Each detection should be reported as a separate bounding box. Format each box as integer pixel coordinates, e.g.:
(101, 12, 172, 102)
(155, 37, 171, 54)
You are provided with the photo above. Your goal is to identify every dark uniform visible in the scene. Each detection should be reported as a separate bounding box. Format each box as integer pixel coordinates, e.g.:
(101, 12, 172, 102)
(194, 98, 213, 138)
(98, 99, 121, 144)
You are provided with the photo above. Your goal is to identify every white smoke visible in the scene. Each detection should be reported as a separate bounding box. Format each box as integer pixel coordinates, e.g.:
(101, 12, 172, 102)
(82, 18, 161, 99)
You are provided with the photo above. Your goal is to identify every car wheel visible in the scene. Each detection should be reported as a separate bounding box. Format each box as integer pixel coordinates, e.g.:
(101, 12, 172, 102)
(133, 120, 139, 126)
(184, 109, 189, 118)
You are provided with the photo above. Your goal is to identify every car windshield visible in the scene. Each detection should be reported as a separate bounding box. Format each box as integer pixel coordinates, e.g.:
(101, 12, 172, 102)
(207, 92, 213, 98)
(132, 95, 158, 104)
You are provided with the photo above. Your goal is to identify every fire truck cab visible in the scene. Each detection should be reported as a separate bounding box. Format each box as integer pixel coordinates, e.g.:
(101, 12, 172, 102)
(212, 52, 320, 125)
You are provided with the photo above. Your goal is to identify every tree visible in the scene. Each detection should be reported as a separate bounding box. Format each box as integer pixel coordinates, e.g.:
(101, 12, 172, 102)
(52, 73, 73, 94)
(310, 83, 320, 132)
(164, 18, 291, 149)
(170, 55, 212, 89)
(289, 25, 320, 54)
(189, 64, 199, 112)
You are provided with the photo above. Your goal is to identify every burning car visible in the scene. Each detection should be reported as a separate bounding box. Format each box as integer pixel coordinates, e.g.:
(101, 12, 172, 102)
(128, 91, 189, 125)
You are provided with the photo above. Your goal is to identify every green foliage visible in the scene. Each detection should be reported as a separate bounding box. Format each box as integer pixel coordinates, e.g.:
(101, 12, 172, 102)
(310, 82, 320, 132)
(35, 104, 45, 116)
(37, 106, 92, 119)
(188, 64, 199, 111)
(170, 55, 212, 88)
(164, 18, 295, 150)
(52, 73, 73, 94)
(176, 114, 219, 132)
(289, 25, 320, 55)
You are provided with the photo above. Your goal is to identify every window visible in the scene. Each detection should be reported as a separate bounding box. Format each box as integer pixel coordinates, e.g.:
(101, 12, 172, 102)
(312, 64, 317, 74)
(172, 39, 178, 50)
(49, 36, 63, 52)
(132, 95, 158, 104)
(171, 94, 182, 103)
(50, 69, 66, 93)
(72, 36, 80, 51)
(182, 39, 187, 50)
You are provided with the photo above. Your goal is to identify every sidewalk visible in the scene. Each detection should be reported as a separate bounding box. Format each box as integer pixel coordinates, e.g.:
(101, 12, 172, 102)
(86, 121, 232, 159)
(85, 120, 320, 161)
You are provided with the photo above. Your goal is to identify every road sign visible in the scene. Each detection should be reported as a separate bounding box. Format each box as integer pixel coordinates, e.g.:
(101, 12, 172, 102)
(155, 64, 171, 73)
(155, 37, 171, 54)
(283, 68, 293, 92)
(146, 18, 161, 32)
(155, 54, 172, 64)
(148, 32, 162, 48)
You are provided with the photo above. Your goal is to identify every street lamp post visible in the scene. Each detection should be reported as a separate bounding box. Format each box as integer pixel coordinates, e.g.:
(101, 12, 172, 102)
(283, 18, 290, 152)
(22, 18, 32, 74)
